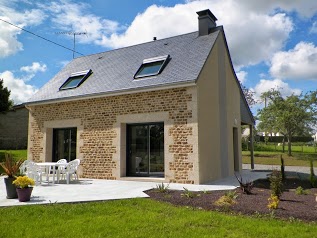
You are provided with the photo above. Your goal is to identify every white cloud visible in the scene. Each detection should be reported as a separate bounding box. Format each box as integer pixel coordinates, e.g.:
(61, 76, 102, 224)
(259, 73, 267, 78)
(236, 70, 248, 84)
(1, 0, 316, 68)
(94, 1, 293, 68)
(20, 62, 47, 73)
(0, 70, 38, 104)
(0, 17, 23, 58)
(270, 42, 317, 80)
(310, 21, 317, 34)
(252, 78, 301, 103)
(39, 0, 295, 69)
(224, 12, 293, 68)
(0, 3, 46, 58)
(96, 4, 198, 48)
(41, 1, 121, 45)
(237, 0, 317, 18)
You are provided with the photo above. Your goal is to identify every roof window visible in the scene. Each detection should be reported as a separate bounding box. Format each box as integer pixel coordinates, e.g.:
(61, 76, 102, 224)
(60, 69, 92, 90)
(134, 55, 170, 79)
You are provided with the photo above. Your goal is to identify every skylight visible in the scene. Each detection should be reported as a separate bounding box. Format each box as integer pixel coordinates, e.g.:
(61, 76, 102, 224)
(134, 55, 170, 79)
(60, 69, 92, 90)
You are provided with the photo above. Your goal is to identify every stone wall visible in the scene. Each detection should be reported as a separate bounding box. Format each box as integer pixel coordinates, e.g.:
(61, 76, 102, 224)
(0, 106, 28, 150)
(28, 87, 198, 184)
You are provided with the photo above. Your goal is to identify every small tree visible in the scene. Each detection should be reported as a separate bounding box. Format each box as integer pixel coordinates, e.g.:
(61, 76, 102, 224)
(0, 79, 13, 112)
(257, 89, 317, 156)
(269, 170, 283, 198)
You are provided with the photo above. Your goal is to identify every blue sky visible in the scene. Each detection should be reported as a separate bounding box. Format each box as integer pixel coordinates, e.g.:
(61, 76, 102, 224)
(0, 0, 317, 115)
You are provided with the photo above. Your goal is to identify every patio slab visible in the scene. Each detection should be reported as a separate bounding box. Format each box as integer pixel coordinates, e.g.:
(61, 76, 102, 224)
(0, 169, 270, 207)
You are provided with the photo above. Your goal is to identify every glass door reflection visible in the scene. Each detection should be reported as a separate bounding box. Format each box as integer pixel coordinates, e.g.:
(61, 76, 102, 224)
(52, 128, 77, 162)
(127, 123, 164, 177)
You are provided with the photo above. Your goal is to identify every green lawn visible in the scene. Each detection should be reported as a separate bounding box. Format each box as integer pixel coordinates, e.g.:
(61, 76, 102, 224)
(0, 150, 27, 161)
(252, 143, 317, 153)
(242, 150, 317, 167)
(0, 199, 315, 238)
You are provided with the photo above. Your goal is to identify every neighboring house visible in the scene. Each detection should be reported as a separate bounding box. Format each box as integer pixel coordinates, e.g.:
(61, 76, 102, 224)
(258, 132, 282, 137)
(0, 104, 28, 150)
(25, 10, 254, 184)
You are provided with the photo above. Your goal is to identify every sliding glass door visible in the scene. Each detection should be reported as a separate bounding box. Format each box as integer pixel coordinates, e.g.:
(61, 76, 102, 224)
(52, 128, 77, 162)
(127, 123, 164, 177)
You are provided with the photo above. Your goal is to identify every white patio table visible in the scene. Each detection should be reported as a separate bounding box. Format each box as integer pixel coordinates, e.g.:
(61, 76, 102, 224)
(36, 162, 68, 184)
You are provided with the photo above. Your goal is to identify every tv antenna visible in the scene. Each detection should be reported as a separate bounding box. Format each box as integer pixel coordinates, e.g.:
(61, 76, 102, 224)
(56, 31, 87, 59)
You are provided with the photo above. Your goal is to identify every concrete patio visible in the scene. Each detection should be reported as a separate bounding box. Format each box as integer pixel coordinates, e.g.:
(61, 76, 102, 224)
(0, 169, 270, 207)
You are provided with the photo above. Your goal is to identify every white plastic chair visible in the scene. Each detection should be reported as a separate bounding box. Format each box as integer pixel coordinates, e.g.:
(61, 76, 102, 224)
(19, 159, 31, 175)
(44, 159, 68, 182)
(57, 159, 80, 184)
(57, 159, 67, 164)
(53, 159, 67, 174)
(26, 162, 42, 185)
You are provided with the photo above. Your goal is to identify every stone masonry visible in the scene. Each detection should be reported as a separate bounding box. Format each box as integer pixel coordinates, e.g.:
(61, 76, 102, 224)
(28, 87, 196, 184)
(0, 106, 28, 150)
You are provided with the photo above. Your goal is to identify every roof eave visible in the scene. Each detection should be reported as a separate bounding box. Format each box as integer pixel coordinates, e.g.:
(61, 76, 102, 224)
(25, 81, 197, 107)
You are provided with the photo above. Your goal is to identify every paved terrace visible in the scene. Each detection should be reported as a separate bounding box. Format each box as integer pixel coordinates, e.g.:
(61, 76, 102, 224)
(0, 166, 293, 207)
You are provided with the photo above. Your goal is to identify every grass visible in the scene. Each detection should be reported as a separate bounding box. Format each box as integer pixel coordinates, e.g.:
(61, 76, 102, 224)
(0, 150, 27, 161)
(242, 151, 317, 166)
(251, 142, 317, 153)
(0, 199, 316, 238)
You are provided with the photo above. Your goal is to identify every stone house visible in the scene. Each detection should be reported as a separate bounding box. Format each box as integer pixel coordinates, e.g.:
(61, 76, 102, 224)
(25, 9, 254, 184)
(0, 104, 28, 150)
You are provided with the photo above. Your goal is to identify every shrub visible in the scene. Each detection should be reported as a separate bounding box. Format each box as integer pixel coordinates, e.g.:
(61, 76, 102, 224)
(214, 196, 236, 207)
(155, 183, 169, 193)
(295, 186, 310, 195)
(225, 190, 238, 200)
(181, 187, 196, 198)
(267, 194, 279, 210)
(201, 189, 211, 194)
(235, 173, 253, 194)
(269, 170, 283, 198)
(214, 191, 238, 207)
(0, 153, 24, 178)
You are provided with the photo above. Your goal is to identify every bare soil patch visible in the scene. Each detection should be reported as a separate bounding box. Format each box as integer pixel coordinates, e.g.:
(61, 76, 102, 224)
(145, 177, 317, 222)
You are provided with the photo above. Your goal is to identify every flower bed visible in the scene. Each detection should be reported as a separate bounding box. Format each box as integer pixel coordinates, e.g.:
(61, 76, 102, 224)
(145, 177, 317, 222)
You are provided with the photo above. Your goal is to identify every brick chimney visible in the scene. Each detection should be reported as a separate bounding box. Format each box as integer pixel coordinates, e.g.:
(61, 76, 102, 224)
(196, 9, 217, 36)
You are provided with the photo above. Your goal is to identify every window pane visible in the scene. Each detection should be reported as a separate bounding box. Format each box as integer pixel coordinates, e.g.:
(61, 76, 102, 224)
(135, 61, 164, 78)
(59, 69, 92, 90)
(61, 75, 84, 89)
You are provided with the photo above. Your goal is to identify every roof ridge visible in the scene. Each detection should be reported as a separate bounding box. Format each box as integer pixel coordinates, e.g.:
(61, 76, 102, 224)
(74, 31, 202, 59)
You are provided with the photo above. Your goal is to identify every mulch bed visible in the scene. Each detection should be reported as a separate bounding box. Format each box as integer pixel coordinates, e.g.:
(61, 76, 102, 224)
(145, 177, 317, 222)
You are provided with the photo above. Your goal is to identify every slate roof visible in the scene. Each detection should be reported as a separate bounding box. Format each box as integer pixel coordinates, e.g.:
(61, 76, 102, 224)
(26, 28, 221, 104)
